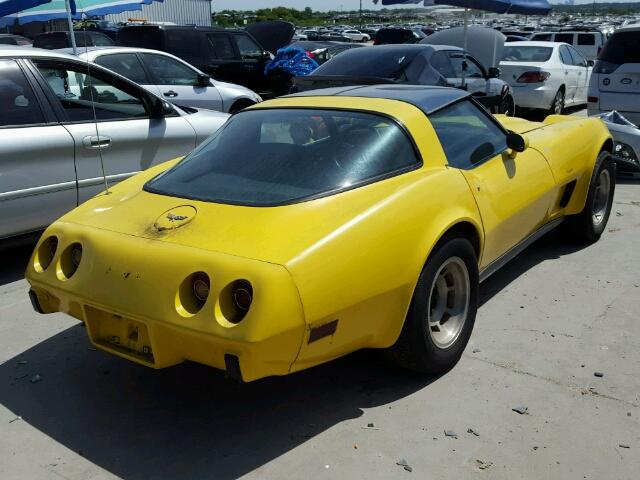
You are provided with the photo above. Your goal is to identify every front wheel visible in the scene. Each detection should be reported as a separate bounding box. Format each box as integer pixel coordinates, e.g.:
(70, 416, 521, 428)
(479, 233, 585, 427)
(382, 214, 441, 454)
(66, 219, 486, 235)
(386, 237, 479, 374)
(499, 94, 515, 116)
(566, 151, 616, 243)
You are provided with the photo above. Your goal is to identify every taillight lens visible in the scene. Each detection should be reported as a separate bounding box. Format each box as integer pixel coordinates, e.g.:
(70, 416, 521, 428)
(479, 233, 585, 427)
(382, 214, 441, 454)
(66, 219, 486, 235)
(588, 96, 598, 103)
(516, 71, 550, 83)
(233, 281, 253, 311)
(34, 236, 58, 272)
(192, 273, 210, 304)
(58, 243, 82, 280)
(306, 50, 315, 59)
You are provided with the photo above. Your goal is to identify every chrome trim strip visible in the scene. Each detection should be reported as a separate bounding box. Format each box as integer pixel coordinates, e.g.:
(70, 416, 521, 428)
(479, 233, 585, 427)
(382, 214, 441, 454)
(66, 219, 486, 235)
(77, 171, 139, 188)
(0, 180, 77, 201)
(479, 218, 564, 283)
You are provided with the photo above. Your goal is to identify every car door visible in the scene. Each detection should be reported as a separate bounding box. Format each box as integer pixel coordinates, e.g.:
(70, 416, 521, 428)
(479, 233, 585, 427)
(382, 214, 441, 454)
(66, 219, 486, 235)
(559, 45, 579, 104)
(567, 46, 589, 104)
(204, 32, 241, 83)
(0, 59, 76, 239)
(31, 59, 197, 203)
(230, 32, 269, 94)
(137, 52, 223, 111)
(429, 99, 556, 268)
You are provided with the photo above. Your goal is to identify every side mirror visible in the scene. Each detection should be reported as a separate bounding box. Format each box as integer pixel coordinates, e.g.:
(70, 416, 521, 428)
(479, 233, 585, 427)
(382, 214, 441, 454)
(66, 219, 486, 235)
(587, 59, 595, 67)
(148, 96, 175, 118)
(196, 73, 211, 87)
(506, 130, 528, 153)
(487, 67, 501, 78)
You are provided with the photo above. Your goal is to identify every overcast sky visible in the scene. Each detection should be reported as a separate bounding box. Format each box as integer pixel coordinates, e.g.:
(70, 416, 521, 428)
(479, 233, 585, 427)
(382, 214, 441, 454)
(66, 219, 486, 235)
(211, 0, 640, 11)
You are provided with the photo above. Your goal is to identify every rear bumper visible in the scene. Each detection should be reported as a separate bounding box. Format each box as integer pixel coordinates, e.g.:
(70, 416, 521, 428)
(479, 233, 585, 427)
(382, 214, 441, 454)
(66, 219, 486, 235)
(510, 84, 556, 109)
(26, 223, 306, 382)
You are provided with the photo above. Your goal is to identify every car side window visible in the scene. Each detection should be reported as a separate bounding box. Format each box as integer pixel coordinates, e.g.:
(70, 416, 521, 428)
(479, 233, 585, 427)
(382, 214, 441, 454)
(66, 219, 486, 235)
(34, 61, 147, 122)
(233, 34, 263, 60)
(447, 51, 466, 77)
(464, 55, 485, 78)
(555, 33, 574, 45)
(559, 45, 573, 65)
(91, 33, 114, 46)
(94, 53, 150, 84)
(430, 51, 455, 78)
(207, 33, 236, 60)
(430, 100, 508, 169)
(568, 47, 586, 67)
(165, 30, 204, 65)
(0, 59, 45, 128)
(578, 34, 595, 46)
(531, 33, 552, 41)
(139, 53, 199, 86)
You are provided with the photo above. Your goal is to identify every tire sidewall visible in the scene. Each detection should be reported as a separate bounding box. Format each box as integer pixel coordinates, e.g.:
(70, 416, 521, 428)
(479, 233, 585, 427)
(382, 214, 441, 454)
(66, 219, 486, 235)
(585, 152, 616, 238)
(406, 238, 479, 372)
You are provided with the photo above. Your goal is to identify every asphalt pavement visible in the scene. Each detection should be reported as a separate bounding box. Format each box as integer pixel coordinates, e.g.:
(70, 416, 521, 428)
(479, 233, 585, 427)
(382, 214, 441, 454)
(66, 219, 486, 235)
(1, 108, 639, 480)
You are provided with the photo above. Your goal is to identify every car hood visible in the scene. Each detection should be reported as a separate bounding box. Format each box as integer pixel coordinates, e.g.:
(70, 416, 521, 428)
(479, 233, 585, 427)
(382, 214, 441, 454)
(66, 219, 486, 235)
(246, 20, 295, 55)
(55, 158, 422, 267)
(421, 26, 505, 69)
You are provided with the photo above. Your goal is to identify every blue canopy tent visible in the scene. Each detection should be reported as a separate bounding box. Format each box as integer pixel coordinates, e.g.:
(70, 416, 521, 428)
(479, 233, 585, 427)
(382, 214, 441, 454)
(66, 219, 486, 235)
(1, 0, 162, 52)
(0, 0, 50, 17)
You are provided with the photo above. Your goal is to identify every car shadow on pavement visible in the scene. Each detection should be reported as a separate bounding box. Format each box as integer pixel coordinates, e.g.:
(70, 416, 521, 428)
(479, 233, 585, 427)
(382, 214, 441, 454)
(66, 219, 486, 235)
(0, 228, 594, 480)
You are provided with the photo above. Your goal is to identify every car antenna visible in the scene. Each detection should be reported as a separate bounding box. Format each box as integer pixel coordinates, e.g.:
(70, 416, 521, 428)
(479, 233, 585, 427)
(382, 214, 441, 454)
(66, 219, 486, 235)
(83, 24, 110, 195)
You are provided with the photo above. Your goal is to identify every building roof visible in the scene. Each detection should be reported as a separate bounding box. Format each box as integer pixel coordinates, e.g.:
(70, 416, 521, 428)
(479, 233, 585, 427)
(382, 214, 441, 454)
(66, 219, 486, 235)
(287, 84, 469, 115)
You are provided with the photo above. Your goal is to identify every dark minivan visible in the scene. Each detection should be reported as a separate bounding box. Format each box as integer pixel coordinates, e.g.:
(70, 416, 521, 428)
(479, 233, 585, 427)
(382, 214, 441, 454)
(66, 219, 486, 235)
(117, 22, 294, 96)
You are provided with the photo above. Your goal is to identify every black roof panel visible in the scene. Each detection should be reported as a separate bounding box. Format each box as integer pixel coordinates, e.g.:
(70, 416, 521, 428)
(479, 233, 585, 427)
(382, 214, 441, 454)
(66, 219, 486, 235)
(287, 84, 469, 115)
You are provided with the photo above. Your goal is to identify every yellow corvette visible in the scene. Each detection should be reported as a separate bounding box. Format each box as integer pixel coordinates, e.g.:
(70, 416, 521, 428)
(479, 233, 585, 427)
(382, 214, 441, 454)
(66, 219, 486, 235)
(26, 86, 615, 382)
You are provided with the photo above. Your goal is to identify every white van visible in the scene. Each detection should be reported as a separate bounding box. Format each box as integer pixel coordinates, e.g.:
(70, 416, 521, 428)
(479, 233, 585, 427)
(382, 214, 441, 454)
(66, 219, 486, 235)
(587, 24, 640, 126)
(529, 31, 606, 61)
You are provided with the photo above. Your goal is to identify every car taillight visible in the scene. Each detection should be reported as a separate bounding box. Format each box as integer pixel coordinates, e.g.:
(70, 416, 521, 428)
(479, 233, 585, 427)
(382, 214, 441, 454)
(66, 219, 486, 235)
(306, 50, 315, 59)
(34, 236, 58, 272)
(192, 273, 210, 305)
(58, 243, 82, 280)
(516, 71, 550, 83)
(588, 96, 598, 103)
(233, 280, 253, 312)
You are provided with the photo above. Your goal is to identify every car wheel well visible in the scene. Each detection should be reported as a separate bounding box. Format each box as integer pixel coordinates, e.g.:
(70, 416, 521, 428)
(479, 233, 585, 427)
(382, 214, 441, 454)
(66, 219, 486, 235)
(601, 138, 613, 153)
(436, 222, 481, 259)
(229, 99, 256, 114)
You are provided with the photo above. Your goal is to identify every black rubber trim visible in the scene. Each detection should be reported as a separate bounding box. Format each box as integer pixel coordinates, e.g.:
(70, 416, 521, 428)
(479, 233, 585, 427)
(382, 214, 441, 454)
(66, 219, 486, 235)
(224, 354, 244, 383)
(28, 289, 45, 314)
(559, 179, 577, 208)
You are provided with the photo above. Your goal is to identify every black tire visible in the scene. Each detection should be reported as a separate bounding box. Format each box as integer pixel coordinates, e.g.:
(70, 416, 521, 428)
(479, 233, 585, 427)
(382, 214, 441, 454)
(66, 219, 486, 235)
(386, 237, 479, 374)
(566, 151, 616, 243)
(549, 88, 565, 115)
(500, 95, 515, 116)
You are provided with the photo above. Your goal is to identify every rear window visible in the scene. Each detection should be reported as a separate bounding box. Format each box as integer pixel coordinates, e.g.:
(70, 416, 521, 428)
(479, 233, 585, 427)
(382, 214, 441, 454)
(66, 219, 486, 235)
(502, 46, 552, 62)
(375, 29, 413, 44)
(145, 108, 420, 205)
(33, 33, 67, 49)
(313, 48, 420, 80)
(596, 30, 640, 71)
(531, 33, 552, 41)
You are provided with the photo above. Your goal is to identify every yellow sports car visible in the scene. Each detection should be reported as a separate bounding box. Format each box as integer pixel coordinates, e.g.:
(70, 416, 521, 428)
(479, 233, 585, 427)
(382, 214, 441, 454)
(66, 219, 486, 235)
(26, 86, 615, 382)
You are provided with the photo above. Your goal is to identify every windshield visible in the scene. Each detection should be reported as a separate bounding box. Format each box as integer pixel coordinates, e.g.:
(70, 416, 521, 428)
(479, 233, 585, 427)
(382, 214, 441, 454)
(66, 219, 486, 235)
(502, 46, 553, 62)
(145, 108, 420, 206)
(313, 48, 420, 80)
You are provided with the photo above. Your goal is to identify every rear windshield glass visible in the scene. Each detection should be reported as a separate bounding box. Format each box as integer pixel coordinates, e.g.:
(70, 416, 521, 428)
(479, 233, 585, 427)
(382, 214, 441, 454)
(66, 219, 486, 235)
(313, 48, 420, 79)
(145, 108, 420, 206)
(502, 46, 553, 62)
(598, 31, 640, 65)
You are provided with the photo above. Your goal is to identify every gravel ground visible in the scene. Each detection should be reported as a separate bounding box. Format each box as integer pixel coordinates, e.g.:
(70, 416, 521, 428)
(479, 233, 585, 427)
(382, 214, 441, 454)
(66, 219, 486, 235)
(1, 108, 638, 480)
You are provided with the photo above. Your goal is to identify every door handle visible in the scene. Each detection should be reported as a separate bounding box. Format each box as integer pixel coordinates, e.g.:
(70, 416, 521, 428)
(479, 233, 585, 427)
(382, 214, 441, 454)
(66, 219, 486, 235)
(83, 135, 111, 149)
(164, 90, 178, 98)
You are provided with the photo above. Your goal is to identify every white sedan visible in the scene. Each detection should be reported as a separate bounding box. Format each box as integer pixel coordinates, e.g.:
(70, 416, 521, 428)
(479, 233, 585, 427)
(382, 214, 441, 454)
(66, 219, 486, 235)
(341, 30, 371, 42)
(499, 41, 591, 114)
(68, 47, 262, 113)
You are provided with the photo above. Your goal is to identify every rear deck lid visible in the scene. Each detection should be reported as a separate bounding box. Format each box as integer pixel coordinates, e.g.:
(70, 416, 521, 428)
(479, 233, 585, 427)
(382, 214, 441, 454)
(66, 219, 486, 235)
(246, 20, 295, 55)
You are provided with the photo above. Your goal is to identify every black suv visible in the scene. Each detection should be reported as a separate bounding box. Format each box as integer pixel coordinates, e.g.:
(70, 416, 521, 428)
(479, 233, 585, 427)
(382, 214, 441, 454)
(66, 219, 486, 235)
(117, 22, 294, 96)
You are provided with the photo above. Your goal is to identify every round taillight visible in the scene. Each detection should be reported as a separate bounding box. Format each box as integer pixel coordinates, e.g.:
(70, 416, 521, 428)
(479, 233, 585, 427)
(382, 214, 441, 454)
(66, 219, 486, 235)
(192, 273, 210, 304)
(233, 282, 253, 311)
(58, 243, 82, 280)
(34, 236, 58, 272)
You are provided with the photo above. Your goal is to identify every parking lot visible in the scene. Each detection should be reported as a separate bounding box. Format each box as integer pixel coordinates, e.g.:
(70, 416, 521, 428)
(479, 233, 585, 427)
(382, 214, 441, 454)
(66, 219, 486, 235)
(0, 101, 638, 479)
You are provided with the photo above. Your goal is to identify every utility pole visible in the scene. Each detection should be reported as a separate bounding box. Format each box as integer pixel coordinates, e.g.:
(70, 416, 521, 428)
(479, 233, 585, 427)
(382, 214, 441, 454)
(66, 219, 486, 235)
(359, 0, 363, 27)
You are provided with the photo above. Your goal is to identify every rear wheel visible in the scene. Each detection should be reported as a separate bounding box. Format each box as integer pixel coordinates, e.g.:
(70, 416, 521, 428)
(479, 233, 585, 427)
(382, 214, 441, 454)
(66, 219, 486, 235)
(549, 88, 565, 115)
(499, 94, 515, 116)
(566, 151, 616, 243)
(386, 237, 479, 374)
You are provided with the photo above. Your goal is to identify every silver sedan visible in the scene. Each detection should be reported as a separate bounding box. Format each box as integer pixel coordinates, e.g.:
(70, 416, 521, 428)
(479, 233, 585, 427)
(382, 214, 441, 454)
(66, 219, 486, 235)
(66, 47, 262, 113)
(0, 46, 229, 240)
